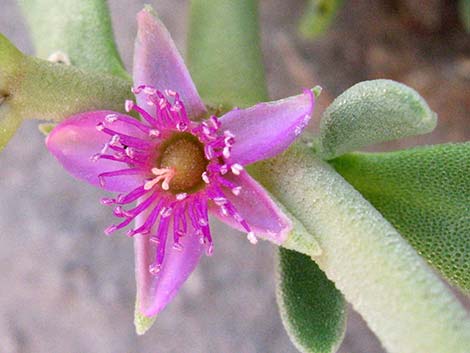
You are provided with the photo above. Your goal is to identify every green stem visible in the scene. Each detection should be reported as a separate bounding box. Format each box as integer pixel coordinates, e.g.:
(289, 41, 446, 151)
(1, 34, 131, 124)
(19, 0, 129, 79)
(188, 0, 268, 108)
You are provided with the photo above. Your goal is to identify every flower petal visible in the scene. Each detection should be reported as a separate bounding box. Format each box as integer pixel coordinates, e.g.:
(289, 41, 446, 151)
(210, 171, 292, 244)
(135, 211, 204, 317)
(46, 111, 146, 192)
(134, 7, 206, 119)
(219, 89, 315, 166)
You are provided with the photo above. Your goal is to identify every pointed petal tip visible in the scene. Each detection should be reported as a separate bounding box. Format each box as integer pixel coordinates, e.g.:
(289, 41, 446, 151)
(137, 4, 159, 27)
(219, 88, 317, 166)
(133, 4, 206, 118)
(134, 300, 157, 335)
(134, 222, 204, 319)
(46, 111, 145, 192)
(210, 172, 293, 245)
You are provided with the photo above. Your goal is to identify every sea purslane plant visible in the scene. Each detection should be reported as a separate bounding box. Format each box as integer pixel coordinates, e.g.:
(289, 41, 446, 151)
(0, 1, 469, 352)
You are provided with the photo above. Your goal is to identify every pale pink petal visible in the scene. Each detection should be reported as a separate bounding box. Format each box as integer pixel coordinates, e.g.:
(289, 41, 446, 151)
(46, 111, 147, 192)
(210, 171, 292, 244)
(133, 8, 206, 119)
(135, 211, 204, 317)
(219, 89, 314, 166)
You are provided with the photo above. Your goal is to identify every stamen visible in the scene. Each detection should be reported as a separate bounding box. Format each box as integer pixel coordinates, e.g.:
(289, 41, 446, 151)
(96, 123, 153, 149)
(105, 113, 157, 135)
(116, 185, 147, 204)
(127, 198, 164, 237)
(150, 215, 171, 276)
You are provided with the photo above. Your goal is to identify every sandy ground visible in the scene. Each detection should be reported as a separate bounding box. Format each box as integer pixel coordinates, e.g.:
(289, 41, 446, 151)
(0, 0, 468, 352)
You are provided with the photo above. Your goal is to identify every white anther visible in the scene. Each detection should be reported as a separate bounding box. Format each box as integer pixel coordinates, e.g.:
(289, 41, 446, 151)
(105, 114, 118, 123)
(224, 136, 235, 146)
(125, 147, 135, 158)
(202, 126, 211, 136)
(223, 146, 231, 159)
(213, 197, 227, 206)
(220, 206, 229, 216)
(176, 122, 188, 131)
(110, 135, 120, 146)
(158, 98, 167, 109)
(176, 193, 188, 201)
(219, 165, 228, 175)
(232, 186, 242, 196)
(205, 145, 214, 159)
(99, 143, 109, 155)
(202, 172, 210, 184)
(247, 232, 258, 244)
(231, 163, 243, 175)
(210, 116, 220, 129)
(90, 153, 100, 162)
(125, 100, 134, 112)
(149, 129, 160, 137)
(160, 207, 173, 218)
(149, 264, 162, 275)
(143, 87, 157, 95)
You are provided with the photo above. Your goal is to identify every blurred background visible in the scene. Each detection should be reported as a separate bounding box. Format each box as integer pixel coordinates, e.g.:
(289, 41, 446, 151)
(0, 0, 469, 352)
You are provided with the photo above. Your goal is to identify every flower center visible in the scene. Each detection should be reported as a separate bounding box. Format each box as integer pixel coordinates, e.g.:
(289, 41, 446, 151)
(158, 133, 208, 193)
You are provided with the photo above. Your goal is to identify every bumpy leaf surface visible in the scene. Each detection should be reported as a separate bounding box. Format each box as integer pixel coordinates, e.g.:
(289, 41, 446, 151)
(277, 248, 346, 353)
(331, 143, 470, 293)
(318, 79, 437, 160)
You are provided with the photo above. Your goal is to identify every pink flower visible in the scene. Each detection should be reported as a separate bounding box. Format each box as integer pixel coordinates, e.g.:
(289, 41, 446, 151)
(46, 8, 314, 318)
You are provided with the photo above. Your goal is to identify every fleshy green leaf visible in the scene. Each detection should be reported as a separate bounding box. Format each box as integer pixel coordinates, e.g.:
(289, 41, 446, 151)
(277, 248, 346, 353)
(330, 143, 470, 293)
(188, 0, 268, 107)
(317, 79, 437, 160)
(0, 35, 132, 126)
(299, 0, 343, 39)
(19, 0, 128, 78)
(251, 143, 470, 353)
